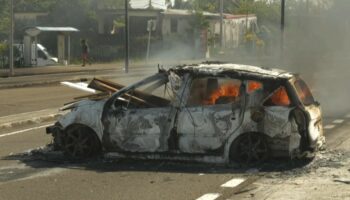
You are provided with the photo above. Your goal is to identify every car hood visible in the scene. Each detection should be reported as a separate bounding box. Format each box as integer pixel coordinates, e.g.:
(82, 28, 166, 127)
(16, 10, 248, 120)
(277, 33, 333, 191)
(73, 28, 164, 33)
(58, 99, 107, 140)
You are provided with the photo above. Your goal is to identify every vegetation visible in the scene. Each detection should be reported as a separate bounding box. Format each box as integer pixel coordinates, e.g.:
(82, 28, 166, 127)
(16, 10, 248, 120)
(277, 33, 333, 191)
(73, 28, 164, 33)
(0, 0, 338, 63)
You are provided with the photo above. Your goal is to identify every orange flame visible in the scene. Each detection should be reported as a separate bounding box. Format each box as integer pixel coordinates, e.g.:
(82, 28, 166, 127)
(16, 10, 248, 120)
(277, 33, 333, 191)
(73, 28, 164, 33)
(270, 87, 290, 106)
(248, 81, 263, 93)
(205, 83, 240, 105)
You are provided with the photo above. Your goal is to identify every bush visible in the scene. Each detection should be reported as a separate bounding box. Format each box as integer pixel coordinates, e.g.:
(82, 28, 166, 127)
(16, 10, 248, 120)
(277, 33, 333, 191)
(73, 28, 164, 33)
(0, 42, 8, 68)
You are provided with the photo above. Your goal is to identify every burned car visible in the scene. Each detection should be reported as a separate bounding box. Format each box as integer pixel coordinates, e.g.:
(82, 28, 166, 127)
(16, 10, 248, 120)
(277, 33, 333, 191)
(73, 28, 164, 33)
(47, 63, 325, 164)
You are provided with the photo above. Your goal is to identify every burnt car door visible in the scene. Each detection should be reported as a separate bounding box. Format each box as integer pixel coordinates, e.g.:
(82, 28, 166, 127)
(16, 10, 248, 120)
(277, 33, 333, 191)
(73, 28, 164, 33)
(262, 85, 294, 136)
(101, 73, 176, 153)
(176, 76, 244, 154)
(258, 82, 300, 154)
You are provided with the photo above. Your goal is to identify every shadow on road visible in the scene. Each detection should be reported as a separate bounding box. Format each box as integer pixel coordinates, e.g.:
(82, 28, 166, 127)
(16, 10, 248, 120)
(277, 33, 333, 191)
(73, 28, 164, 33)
(1, 148, 347, 184)
(1, 146, 317, 176)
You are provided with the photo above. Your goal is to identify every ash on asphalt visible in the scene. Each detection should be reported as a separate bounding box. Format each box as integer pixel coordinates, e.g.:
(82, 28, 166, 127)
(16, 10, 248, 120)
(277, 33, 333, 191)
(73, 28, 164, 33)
(3, 146, 348, 177)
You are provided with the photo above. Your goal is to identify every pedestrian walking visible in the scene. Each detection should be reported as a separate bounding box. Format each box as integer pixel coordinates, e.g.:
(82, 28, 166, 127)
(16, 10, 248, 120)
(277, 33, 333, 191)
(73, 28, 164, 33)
(81, 39, 91, 66)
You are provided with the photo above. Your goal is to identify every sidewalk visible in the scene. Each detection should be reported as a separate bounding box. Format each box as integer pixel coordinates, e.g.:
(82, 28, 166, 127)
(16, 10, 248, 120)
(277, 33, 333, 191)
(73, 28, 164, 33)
(0, 59, 205, 89)
(0, 62, 152, 89)
(0, 59, 206, 78)
(0, 62, 124, 78)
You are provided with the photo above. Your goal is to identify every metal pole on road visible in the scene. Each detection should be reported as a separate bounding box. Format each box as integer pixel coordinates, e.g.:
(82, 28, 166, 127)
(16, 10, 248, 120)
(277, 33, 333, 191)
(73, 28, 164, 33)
(9, 0, 15, 76)
(146, 22, 152, 62)
(280, 0, 285, 61)
(124, 0, 129, 73)
(219, 0, 224, 48)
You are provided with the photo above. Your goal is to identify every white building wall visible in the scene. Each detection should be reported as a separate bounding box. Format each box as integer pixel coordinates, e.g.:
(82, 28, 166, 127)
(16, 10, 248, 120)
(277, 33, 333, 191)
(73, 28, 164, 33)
(215, 16, 257, 48)
(177, 18, 190, 36)
(162, 17, 171, 36)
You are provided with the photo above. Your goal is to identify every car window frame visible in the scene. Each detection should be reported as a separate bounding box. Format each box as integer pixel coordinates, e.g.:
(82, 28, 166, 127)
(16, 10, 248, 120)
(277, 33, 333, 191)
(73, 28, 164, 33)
(292, 77, 316, 106)
(262, 82, 293, 107)
(184, 75, 244, 108)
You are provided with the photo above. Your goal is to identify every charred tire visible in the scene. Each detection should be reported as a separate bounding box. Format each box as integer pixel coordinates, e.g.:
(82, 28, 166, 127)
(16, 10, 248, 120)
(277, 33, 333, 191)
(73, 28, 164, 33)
(230, 132, 270, 165)
(62, 125, 101, 159)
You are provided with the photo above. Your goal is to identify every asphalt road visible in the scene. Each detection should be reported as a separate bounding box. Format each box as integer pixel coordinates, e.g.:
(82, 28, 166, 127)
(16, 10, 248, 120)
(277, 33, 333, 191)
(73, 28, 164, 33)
(0, 112, 345, 200)
(0, 122, 249, 200)
(0, 64, 158, 117)
(1, 64, 350, 200)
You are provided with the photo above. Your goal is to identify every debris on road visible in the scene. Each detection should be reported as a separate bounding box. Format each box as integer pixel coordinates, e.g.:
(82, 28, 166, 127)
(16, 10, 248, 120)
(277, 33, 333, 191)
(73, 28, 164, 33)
(333, 179, 350, 184)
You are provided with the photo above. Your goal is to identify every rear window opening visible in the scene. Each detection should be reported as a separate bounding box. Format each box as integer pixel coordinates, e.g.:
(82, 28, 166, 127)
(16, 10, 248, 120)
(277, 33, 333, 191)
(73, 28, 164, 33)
(294, 79, 315, 106)
(264, 86, 291, 107)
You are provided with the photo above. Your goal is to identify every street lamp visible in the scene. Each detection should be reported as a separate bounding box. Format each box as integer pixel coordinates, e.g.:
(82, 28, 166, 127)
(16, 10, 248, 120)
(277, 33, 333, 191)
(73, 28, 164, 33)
(280, 0, 285, 58)
(9, 0, 14, 76)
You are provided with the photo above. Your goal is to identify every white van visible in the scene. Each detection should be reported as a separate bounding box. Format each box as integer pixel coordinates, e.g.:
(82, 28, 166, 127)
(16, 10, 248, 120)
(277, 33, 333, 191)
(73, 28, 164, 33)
(15, 43, 58, 67)
(31, 43, 58, 66)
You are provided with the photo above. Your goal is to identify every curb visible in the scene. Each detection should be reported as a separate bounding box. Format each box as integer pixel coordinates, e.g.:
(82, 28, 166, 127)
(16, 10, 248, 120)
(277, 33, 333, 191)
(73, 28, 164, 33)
(0, 109, 68, 129)
(0, 67, 115, 78)
(0, 78, 83, 89)
(0, 74, 118, 89)
(0, 113, 62, 130)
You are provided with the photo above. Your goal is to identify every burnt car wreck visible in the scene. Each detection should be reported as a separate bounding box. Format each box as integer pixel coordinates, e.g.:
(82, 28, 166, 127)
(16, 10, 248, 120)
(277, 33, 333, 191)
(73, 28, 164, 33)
(47, 63, 325, 164)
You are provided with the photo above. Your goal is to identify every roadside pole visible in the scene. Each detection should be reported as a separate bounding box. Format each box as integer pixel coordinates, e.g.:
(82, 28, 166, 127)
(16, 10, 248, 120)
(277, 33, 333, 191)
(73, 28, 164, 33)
(280, 0, 285, 62)
(124, 0, 129, 73)
(146, 23, 152, 62)
(146, 20, 156, 62)
(9, 0, 14, 76)
(219, 0, 224, 48)
(67, 34, 71, 66)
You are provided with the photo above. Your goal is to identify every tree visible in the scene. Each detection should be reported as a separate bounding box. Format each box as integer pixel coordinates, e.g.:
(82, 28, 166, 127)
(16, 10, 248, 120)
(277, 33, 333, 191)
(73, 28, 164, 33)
(0, 0, 56, 38)
(184, 0, 238, 13)
(172, 0, 192, 9)
(0, 0, 10, 40)
(189, 11, 209, 30)
(233, 0, 280, 25)
(15, 0, 56, 12)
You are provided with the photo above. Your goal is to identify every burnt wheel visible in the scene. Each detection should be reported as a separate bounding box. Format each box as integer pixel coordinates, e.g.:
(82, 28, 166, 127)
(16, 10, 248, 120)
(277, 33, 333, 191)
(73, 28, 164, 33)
(230, 133, 269, 165)
(63, 125, 101, 158)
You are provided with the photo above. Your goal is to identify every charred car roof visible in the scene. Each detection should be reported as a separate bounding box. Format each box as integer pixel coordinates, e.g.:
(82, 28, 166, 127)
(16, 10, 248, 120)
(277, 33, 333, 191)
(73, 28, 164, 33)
(170, 63, 295, 80)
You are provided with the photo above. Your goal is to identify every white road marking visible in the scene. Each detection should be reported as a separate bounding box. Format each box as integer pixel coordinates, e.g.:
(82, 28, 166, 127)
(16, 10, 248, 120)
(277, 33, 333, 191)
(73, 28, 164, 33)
(0, 124, 51, 138)
(196, 193, 220, 200)
(221, 178, 246, 188)
(17, 168, 65, 182)
(61, 81, 96, 93)
(324, 124, 335, 129)
(333, 119, 344, 124)
(198, 173, 205, 176)
(0, 109, 56, 120)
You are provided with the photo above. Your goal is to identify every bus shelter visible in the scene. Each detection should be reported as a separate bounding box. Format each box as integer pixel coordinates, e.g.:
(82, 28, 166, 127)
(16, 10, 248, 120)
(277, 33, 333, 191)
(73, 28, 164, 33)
(24, 26, 79, 66)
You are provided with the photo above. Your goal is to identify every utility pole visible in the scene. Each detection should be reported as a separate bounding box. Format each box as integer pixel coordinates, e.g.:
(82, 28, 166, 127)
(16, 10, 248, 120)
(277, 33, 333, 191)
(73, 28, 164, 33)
(124, 0, 129, 73)
(9, 0, 14, 76)
(280, 0, 285, 61)
(219, 0, 224, 48)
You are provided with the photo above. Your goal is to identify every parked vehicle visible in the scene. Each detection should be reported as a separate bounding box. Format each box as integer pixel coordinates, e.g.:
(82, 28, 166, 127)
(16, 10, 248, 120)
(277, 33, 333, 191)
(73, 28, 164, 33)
(35, 43, 58, 66)
(15, 43, 58, 67)
(46, 63, 325, 164)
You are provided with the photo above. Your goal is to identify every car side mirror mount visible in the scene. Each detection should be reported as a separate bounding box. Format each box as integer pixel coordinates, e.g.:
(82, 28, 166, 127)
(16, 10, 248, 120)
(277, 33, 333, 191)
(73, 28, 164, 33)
(315, 101, 320, 106)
